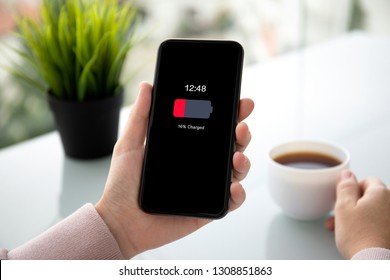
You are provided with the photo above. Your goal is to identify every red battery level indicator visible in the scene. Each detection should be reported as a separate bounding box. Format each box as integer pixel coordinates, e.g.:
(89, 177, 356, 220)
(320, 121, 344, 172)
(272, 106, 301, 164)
(173, 99, 213, 119)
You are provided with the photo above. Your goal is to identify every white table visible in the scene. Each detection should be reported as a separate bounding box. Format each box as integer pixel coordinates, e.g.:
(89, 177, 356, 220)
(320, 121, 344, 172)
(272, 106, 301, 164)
(1, 31, 390, 259)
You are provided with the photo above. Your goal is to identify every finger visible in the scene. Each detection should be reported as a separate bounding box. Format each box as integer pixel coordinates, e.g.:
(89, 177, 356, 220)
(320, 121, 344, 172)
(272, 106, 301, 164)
(229, 182, 246, 212)
(335, 170, 360, 210)
(116, 82, 152, 152)
(360, 177, 387, 194)
(235, 122, 251, 153)
(324, 216, 335, 232)
(232, 152, 251, 182)
(237, 98, 255, 122)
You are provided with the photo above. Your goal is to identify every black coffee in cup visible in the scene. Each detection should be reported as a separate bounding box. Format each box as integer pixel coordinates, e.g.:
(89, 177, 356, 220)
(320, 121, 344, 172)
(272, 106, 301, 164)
(273, 151, 342, 170)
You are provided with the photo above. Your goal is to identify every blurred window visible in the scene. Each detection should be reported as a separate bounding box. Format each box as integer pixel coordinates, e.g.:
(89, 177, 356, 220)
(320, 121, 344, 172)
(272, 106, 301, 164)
(1, 0, 389, 148)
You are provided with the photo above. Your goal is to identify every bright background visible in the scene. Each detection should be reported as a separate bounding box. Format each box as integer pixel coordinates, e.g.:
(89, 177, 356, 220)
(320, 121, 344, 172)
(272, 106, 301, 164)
(1, 0, 390, 148)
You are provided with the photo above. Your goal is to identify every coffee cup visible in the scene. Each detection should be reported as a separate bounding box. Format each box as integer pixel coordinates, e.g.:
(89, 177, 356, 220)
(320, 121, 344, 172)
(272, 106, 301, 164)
(267, 140, 350, 221)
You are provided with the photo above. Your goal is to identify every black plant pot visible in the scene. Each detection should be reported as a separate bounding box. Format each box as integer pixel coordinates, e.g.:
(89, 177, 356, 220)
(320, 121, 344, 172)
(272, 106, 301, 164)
(48, 92, 124, 159)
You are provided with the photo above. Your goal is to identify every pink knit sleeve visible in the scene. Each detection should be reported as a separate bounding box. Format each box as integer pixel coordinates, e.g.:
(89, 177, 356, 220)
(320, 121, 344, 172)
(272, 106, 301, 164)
(1, 204, 124, 260)
(351, 248, 390, 260)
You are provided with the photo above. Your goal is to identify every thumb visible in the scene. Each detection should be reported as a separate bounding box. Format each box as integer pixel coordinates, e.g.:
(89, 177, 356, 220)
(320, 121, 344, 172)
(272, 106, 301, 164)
(335, 170, 360, 210)
(116, 82, 152, 153)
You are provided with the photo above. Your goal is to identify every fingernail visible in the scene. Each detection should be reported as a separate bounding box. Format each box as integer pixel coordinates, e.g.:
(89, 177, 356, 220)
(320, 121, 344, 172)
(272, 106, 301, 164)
(341, 170, 352, 180)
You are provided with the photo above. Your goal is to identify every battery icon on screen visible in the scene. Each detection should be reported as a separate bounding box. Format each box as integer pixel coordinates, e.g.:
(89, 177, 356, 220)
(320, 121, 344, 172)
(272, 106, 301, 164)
(173, 99, 213, 119)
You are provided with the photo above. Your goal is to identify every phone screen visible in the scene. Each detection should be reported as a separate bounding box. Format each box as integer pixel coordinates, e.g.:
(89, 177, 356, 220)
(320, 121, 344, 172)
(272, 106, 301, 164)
(139, 39, 244, 219)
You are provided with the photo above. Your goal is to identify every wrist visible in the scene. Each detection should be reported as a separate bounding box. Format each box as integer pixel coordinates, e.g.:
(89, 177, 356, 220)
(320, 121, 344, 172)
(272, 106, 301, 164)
(95, 199, 137, 259)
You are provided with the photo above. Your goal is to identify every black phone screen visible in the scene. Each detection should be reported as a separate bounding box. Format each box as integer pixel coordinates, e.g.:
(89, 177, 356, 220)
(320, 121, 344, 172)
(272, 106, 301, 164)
(139, 39, 244, 219)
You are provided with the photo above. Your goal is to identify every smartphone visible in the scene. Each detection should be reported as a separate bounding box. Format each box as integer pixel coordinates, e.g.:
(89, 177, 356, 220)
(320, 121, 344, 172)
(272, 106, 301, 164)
(138, 39, 244, 219)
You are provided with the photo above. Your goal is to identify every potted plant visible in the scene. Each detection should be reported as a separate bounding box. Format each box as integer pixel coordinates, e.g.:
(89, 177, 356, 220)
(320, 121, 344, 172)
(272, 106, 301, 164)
(7, 0, 141, 159)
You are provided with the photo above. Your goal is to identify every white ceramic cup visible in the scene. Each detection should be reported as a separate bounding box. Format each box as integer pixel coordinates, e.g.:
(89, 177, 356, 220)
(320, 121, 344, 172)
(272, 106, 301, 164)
(267, 140, 350, 221)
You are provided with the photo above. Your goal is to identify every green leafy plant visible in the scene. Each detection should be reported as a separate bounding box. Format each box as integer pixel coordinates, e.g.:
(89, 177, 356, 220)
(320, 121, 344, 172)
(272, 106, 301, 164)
(8, 0, 140, 101)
